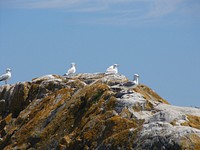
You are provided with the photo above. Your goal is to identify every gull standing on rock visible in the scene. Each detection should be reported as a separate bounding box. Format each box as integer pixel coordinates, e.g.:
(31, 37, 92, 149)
(120, 74, 140, 89)
(105, 64, 119, 74)
(0, 68, 12, 84)
(64, 63, 76, 76)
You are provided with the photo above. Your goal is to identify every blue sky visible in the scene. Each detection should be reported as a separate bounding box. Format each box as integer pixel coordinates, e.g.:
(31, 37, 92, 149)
(0, 0, 200, 107)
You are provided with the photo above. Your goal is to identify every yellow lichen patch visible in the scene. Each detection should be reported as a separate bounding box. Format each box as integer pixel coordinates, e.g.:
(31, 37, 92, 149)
(4, 114, 12, 124)
(105, 116, 137, 135)
(145, 100, 154, 110)
(135, 84, 169, 104)
(35, 83, 109, 148)
(120, 108, 133, 118)
(63, 83, 143, 148)
(105, 96, 117, 111)
(52, 75, 65, 80)
(101, 91, 114, 101)
(189, 134, 200, 150)
(59, 135, 72, 148)
(80, 113, 139, 149)
(66, 79, 86, 90)
(170, 120, 177, 126)
(77, 83, 109, 108)
(54, 88, 73, 104)
(132, 100, 154, 112)
(132, 103, 142, 112)
(102, 128, 140, 149)
(12, 88, 72, 146)
(85, 83, 108, 99)
(181, 115, 200, 130)
(180, 134, 200, 150)
(84, 101, 114, 124)
(82, 121, 105, 142)
(23, 82, 31, 102)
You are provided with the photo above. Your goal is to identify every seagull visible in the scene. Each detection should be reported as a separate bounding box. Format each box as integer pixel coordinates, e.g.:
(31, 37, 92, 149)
(63, 63, 76, 76)
(105, 64, 119, 74)
(0, 68, 12, 84)
(120, 74, 140, 89)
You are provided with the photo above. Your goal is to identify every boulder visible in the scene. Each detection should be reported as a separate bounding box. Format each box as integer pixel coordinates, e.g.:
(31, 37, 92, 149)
(0, 73, 199, 149)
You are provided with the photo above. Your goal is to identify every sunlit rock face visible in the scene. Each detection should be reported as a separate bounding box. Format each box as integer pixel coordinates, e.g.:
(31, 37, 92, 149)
(0, 73, 200, 149)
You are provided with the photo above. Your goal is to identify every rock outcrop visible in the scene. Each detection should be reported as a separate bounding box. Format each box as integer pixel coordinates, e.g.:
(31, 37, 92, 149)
(0, 73, 200, 149)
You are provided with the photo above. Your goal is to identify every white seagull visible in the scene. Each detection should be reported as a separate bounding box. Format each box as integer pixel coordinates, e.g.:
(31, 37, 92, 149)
(105, 64, 119, 74)
(0, 68, 12, 84)
(120, 74, 140, 89)
(64, 63, 76, 76)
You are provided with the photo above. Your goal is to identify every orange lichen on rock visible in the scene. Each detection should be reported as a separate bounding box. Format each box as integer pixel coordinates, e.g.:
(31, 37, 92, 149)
(135, 84, 169, 104)
(180, 133, 200, 150)
(181, 114, 200, 130)
(8, 87, 72, 148)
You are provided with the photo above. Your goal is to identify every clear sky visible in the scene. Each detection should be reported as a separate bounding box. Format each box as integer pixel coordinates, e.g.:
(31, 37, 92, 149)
(0, 0, 200, 107)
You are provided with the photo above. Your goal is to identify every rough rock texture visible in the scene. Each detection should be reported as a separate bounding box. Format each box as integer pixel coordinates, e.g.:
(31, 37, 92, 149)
(0, 73, 200, 150)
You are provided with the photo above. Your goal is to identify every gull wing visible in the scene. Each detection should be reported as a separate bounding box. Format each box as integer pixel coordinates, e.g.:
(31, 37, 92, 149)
(122, 81, 136, 87)
(0, 74, 9, 81)
(106, 65, 113, 72)
(67, 67, 76, 75)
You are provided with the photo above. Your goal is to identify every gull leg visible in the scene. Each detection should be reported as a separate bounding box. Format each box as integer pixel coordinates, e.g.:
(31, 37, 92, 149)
(5, 80, 7, 84)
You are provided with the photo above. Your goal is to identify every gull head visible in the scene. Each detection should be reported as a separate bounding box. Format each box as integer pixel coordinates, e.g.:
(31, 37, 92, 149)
(113, 64, 119, 68)
(71, 63, 76, 67)
(6, 68, 11, 73)
(134, 74, 139, 78)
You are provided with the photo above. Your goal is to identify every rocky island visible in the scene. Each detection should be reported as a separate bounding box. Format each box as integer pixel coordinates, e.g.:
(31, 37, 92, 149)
(0, 73, 200, 149)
